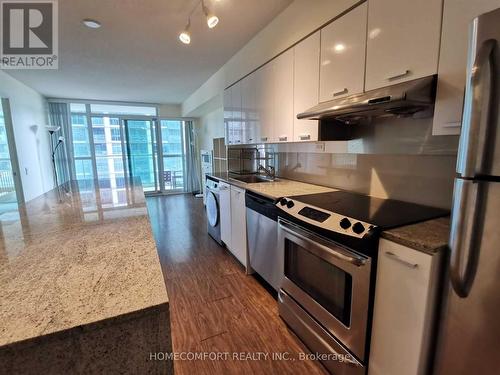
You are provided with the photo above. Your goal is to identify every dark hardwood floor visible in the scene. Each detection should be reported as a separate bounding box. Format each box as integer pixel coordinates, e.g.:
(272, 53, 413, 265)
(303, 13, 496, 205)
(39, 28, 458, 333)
(147, 194, 326, 375)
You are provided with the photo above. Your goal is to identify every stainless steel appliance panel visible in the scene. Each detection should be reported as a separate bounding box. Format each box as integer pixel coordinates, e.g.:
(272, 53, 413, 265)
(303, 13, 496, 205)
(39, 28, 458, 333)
(246, 208, 281, 290)
(279, 219, 371, 361)
(278, 290, 365, 375)
(434, 8, 500, 374)
(434, 180, 500, 374)
(456, 8, 500, 179)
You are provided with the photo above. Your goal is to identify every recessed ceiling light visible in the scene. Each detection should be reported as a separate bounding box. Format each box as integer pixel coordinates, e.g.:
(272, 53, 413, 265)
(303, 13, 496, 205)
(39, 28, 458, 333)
(82, 19, 101, 29)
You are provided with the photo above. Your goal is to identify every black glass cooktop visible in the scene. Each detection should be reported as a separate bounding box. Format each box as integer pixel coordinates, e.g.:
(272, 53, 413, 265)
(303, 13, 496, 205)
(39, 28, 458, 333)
(289, 190, 449, 229)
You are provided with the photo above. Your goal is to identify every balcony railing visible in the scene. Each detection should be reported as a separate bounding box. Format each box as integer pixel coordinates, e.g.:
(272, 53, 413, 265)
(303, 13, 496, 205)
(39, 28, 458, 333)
(0, 170, 15, 195)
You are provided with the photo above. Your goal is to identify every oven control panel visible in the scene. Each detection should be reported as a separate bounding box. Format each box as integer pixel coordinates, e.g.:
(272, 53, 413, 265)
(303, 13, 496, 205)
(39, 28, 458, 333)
(277, 197, 374, 238)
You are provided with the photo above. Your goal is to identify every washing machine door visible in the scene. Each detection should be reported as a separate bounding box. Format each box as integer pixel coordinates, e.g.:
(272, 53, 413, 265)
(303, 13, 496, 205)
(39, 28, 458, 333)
(206, 190, 219, 227)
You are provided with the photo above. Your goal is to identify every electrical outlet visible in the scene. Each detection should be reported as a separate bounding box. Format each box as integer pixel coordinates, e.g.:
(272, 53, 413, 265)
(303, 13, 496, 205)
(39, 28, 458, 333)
(314, 142, 325, 152)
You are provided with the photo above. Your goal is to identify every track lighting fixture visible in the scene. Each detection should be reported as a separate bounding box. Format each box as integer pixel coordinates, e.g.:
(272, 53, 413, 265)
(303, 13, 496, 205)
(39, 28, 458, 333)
(178, 0, 219, 45)
(179, 19, 191, 44)
(202, 0, 219, 29)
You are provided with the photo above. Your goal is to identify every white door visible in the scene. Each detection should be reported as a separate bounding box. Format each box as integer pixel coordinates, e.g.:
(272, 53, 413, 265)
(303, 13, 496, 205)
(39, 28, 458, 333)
(229, 185, 247, 267)
(365, 0, 442, 90)
(219, 182, 231, 248)
(432, 0, 500, 135)
(293, 31, 320, 142)
(319, 2, 367, 102)
(273, 49, 294, 143)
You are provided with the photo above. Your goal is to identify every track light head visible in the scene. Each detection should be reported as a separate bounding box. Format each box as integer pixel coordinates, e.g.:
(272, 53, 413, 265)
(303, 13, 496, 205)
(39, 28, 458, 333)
(179, 19, 191, 44)
(202, 1, 219, 29)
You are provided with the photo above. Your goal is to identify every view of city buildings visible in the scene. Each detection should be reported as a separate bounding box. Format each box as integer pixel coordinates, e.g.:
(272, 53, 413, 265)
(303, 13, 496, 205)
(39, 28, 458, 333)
(69, 103, 186, 208)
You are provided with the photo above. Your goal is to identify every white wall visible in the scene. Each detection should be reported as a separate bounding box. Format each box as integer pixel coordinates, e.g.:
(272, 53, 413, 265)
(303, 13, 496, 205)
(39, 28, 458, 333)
(157, 103, 182, 118)
(195, 105, 224, 153)
(0, 71, 53, 202)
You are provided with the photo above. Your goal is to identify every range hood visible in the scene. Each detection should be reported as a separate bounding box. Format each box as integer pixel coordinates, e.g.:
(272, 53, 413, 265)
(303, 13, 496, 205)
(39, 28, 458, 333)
(297, 75, 437, 124)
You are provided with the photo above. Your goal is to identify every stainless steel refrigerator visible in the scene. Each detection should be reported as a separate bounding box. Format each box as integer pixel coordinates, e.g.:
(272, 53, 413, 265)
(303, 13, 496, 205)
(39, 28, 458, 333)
(434, 7, 500, 375)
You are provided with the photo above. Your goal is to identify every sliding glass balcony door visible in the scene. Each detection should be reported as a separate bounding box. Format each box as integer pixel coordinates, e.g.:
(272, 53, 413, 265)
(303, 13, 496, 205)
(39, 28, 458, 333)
(68, 102, 187, 195)
(160, 120, 185, 192)
(123, 119, 159, 192)
(123, 119, 186, 193)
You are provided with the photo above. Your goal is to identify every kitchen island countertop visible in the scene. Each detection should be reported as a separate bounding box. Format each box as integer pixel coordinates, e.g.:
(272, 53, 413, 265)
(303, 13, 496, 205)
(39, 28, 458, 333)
(0, 179, 168, 350)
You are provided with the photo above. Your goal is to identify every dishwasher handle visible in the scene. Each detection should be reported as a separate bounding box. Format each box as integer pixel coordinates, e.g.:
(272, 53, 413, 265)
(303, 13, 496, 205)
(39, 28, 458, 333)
(245, 191, 279, 221)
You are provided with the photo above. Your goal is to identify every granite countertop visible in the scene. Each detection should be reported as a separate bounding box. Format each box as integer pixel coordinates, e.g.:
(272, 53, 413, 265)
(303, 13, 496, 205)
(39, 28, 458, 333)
(381, 216, 451, 254)
(0, 179, 168, 348)
(208, 172, 335, 200)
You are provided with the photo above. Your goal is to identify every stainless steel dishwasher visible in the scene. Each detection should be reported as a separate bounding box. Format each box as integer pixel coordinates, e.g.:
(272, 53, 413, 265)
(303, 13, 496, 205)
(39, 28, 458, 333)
(245, 191, 282, 291)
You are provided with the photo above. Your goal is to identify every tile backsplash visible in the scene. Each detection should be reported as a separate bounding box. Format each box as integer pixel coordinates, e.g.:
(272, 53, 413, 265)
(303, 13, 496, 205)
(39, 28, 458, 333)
(226, 116, 459, 209)
(276, 152, 457, 209)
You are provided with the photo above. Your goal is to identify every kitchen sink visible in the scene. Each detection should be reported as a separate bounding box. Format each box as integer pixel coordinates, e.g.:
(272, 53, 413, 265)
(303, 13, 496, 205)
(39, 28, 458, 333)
(229, 175, 275, 183)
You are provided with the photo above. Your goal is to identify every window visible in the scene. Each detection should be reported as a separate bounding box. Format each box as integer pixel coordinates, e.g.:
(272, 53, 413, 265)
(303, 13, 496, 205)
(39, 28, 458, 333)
(70, 103, 86, 113)
(161, 120, 185, 191)
(67, 102, 187, 195)
(110, 128, 121, 141)
(71, 115, 91, 158)
(90, 104, 157, 116)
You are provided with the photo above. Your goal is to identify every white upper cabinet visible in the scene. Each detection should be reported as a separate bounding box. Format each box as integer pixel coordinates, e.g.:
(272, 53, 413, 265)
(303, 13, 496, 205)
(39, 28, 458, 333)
(433, 0, 500, 136)
(241, 74, 258, 144)
(223, 87, 233, 145)
(293, 31, 320, 142)
(365, 0, 443, 91)
(258, 62, 274, 143)
(273, 49, 294, 143)
(320, 2, 368, 102)
(231, 81, 243, 145)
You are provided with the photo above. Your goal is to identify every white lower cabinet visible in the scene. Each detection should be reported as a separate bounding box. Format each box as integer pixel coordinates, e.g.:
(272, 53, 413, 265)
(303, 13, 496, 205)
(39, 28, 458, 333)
(219, 182, 231, 249)
(229, 185, 247, 267)
(369, 239, 442, 375)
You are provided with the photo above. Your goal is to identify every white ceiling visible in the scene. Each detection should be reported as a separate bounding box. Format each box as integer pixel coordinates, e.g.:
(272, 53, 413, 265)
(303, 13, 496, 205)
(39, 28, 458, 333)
(6, 0, 292, 104)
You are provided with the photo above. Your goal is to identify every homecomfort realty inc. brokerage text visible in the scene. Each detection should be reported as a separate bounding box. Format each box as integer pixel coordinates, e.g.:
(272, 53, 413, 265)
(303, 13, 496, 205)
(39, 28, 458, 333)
(149, 351, 355, 363)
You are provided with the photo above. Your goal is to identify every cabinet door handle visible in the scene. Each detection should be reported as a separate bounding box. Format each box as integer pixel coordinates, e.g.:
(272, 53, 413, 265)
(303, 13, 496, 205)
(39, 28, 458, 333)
(299, 134, 311, 141)
(385, 251, 418, 269)
(261, 137, 268, 142)
(443, 121, 462, 128)
(386, 70, 411, 81)
(278, 136, 288, 142)
(333, 88, 348, 97)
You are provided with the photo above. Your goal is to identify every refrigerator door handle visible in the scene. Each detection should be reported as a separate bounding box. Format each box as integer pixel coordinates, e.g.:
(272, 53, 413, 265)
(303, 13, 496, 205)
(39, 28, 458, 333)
(457, 39, 497, 178)
(449, 179, 483, 298)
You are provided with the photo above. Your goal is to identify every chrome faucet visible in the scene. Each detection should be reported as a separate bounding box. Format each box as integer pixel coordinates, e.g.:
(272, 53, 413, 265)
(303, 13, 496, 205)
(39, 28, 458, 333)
(258, 164, 275, 179)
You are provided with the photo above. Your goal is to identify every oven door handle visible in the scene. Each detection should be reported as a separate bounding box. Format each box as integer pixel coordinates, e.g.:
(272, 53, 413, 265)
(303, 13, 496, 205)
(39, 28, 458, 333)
(279, 220, 368, 267)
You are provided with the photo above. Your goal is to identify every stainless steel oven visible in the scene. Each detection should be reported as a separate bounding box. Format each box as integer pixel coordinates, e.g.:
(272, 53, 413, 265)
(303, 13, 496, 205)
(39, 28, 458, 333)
(278, 218, 371, 375)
